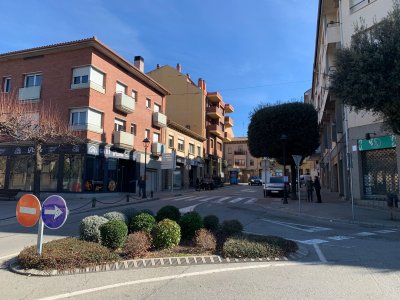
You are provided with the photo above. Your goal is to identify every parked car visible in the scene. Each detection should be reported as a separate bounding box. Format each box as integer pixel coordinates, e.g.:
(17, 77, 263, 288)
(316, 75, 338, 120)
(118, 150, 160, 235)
(248, 176, 263, 186)
(264, 176, 286, 196)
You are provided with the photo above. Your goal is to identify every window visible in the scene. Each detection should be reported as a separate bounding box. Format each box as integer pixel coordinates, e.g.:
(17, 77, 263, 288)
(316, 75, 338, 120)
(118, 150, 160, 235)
(228, 160, 232, 166)
(73, 75, 88, 84)
(228, 147, 232, 154)
(70, 108, 103, 133)
(145, 129, 150, 139)
(168, 135, 174, 148)
(114, 119, 125, 132)
(349, 0, 376, 13)
(250, 159, 254, 166)
(3, 77, 11, 93)
(154, 103, 161, 112)
(217, 142, 222, 151)
(25, 74, 42, 87)
(70, 111, 87, 126)
(132, 90, 137, 102)
(116, 82, 126, 94)
(189, 143, 195, 154)
(210, 139, 214, 148)
(146, 98, 151, 108)
(197, 146, 201, 156)
(71, 66, 105, 93)
(130, 123, 136, 136)
(234, 159, 245, 166)
(178, 139, 184, 151)
(153, 132, 160, 143)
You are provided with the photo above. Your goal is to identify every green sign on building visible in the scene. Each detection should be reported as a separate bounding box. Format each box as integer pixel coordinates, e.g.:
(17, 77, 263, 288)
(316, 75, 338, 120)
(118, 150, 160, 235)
(358, 135, 396, 151)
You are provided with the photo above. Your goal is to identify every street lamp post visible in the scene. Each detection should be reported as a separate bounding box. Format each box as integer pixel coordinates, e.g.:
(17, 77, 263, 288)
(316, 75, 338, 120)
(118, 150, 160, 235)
(142, 138, 150, 199)
(280, 134, 288, 204)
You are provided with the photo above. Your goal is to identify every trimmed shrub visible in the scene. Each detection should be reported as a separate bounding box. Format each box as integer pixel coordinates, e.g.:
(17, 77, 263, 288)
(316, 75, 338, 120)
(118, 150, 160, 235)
(221, 220, 243, 237)
(140, 208, 155, 217)
(194, 229, 216, 251)
(203, 215, 220, 232)
(79, 215, 109, 243)
(156, 205, 181, 222)
(179, 212, 203, 240)
(122, 208, 140, 223)
(124, 231, 152, 258)
(130, 213, 156, 233)
(100, 220, 128, 249)
(103, 211, 129, 225)
(152, 219, 181, 250)
(222, 235, 288, 258)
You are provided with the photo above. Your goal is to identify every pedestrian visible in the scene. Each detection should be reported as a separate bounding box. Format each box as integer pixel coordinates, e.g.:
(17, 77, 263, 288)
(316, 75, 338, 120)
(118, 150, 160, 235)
(314, 176, 322, 203)
(305, 178, 313, 202)
(137, 176, 145, 198)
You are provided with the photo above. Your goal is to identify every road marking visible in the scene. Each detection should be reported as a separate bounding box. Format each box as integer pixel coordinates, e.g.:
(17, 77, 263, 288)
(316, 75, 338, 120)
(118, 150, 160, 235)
(298, 239, 328, 245)
(327, 235, 354, 241)
(355, 232, 376, 237)
(229, 197, 245, 203)
(313, 244, 328, 263)
(172, 196, 198, 201)
(37, 262, 298, 300)
(179, 204, 200, 214)
(374, 230, 396, 234)
(216, 197, 232, 203)
(19, 207, 37, 215)
(261, 219, 332, 233)
(240, 189, 258, 193)
(244, 198, 257, 204)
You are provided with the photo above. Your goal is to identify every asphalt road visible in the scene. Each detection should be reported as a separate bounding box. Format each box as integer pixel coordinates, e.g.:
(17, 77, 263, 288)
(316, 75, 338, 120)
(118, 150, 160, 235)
(1, 185, 399, 299)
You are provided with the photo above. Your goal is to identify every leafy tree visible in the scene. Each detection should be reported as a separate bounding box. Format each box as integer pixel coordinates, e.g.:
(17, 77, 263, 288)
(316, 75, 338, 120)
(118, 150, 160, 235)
(0, 93, 83, 197)
(247, 102, 319, 189)
(330, 2, 400, 133)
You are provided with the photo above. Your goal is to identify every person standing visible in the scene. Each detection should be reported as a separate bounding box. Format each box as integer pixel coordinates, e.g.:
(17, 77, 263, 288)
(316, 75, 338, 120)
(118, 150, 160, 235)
(314, 176, 322, 203)
(137, 176, 145, 198)
(305, 178, 314, 202)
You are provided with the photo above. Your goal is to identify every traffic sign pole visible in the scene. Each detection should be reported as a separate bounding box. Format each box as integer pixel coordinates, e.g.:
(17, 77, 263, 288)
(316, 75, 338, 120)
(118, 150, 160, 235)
(292, 155, 302, 213)
(37, 217, 44, 255)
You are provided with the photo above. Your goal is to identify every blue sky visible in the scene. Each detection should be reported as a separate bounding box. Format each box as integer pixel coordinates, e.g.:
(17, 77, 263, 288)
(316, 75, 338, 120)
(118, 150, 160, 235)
(0, 0, 318, 136)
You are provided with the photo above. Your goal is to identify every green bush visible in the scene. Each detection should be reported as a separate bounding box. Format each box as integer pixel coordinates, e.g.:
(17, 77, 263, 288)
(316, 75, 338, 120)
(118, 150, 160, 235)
(100, 220, 128, 249)
(221, 220, 243, 236)
(194, 229, 216, 251)
(203, 215, 220, 232)
(152, 219, 181, 250)
(79, 215, 109, 243)
(222, 235, 291, 258)
(179, 212, 203, 240)
(103, 211, 129, 225)
(156, 205, 181, 222)
(124, 231, 152, 258)
(130, 213, 156, 234)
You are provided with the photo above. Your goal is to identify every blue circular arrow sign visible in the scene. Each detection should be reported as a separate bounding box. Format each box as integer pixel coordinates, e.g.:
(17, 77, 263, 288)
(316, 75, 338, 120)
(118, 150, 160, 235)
(41, 195, 68, 229)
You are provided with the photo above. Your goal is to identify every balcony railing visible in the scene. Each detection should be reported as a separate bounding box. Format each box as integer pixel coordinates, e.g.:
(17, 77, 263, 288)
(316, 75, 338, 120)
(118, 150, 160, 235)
(224, 116, 233, 127)
(113, 131, 134, 149)
(152, 112, 167, 128)
(326, 24, 340, 44)
(206, 106, 223, 120)
(207, 124, 223, 137)
(225, 103, 234, 113)
(115, 92, 135, 114)
(207, 92, 223, 104)
(223, 132, 232, 142)
(234, 150, 247, 155)
(151, 142, 165, 155)
(19, 86, 41, 101)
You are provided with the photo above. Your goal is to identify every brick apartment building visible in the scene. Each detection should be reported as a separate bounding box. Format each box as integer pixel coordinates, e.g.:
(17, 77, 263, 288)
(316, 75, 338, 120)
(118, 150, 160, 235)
(0, 37, 169, 194)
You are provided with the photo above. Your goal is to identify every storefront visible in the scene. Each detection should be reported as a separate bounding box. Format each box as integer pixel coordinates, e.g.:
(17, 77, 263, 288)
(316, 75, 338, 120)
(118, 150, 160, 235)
(0, 143, 137, 193)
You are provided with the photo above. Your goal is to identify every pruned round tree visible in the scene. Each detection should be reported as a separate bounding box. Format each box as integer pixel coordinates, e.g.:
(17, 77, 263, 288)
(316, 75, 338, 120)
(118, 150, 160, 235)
(248, 102, 319, 188)
(330, 3, 400, 133)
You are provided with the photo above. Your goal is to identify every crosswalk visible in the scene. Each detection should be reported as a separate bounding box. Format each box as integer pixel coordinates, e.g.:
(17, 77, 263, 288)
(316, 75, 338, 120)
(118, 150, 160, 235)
(161, 194, 258, 205)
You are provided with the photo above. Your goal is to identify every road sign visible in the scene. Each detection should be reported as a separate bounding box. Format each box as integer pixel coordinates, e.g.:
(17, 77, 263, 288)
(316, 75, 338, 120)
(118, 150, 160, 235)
(41, 195, 68, 229)
(16, 194, 41, 227)
(292, 155, 302, 167)
(161, 152, 176, 169)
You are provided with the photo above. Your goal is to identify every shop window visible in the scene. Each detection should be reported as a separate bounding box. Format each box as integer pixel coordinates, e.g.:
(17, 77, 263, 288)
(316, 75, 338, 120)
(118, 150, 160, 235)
(0, 157, 6, 188)
(40, 154, 59, 191)
(85, 156, 104, 192)
(63, 154, 84, 192)
(9, 155, 34, 191)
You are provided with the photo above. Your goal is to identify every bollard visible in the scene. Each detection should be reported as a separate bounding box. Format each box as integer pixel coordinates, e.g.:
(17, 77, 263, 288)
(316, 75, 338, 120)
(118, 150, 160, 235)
(126, 194, 130, 203)
(151, 191, 153, 199)
(92, 197, 96, 208)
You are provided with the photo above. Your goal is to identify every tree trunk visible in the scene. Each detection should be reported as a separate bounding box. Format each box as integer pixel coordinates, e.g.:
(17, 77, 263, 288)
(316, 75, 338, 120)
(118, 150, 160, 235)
(34, 142, 42, 198)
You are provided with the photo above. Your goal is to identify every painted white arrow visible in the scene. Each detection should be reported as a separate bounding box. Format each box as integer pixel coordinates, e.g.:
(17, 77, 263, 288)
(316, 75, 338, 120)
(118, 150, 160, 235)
(44, 205, 63, 219)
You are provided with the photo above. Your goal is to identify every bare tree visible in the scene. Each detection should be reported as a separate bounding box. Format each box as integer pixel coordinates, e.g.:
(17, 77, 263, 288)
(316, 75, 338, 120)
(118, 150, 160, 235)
(0, 93, 84, 196)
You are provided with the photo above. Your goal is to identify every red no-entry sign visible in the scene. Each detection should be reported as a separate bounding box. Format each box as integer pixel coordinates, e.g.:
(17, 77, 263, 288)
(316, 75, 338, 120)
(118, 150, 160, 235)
(16, 194, 41, 227)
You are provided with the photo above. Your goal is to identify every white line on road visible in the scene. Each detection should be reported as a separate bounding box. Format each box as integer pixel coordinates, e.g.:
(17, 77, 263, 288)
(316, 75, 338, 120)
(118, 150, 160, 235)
(313, 244, 327, 263)
(229, 197, 244, 203)
(327, 235, 354, 241)
(355, 232, 376, 237)
(374, 230, 396, 234)
(216, 197, 231, 203)
(261, 219, 332, 233)
(37, 262, 298, 300)
(244, 198, 257, 204)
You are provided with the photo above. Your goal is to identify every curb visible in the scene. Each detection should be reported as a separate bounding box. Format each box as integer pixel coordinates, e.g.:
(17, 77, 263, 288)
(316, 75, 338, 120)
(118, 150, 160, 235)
(8, 245, 307, 277)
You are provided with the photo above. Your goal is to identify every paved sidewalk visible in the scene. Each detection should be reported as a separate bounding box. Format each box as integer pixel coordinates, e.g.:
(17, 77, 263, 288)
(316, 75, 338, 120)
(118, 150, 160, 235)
(256, 188, 400, 228)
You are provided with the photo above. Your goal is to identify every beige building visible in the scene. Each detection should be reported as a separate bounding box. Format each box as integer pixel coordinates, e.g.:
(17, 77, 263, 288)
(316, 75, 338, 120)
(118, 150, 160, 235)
(224, 137, 261, 183)
(311, 0, 397, 204)
(148, 64, 234, 180)
(163, 119, 205, 190)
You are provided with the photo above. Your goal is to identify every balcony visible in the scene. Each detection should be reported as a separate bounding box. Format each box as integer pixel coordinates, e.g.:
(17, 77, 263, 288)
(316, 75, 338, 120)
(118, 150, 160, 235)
(223, 132, 232, 142)
(152, 112, 167, 128)
(207, 124, 224, 138)
(206, 106, 223, 120)
(113, 131, 134, 149)
(234, 150, 247, 155)
(225, 103, 234, 113)
(326, 24, 340, 44)
(207, 92, 223, 104)
(224, 116, 233, 127)
(18, 86, 41, 101)
(151, 142, 165, 155)
(115, 92, 135, 114)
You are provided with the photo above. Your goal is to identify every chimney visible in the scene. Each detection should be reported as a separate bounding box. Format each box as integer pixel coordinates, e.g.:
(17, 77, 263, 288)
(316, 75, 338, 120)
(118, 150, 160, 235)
(186, 73, 190, 79)
(202, 79, 206, 92)
(177, 63, 181, 73)
(156, 64, 160, 69)
(134, 56, 144, 72)
(198, 78, 203, 89)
